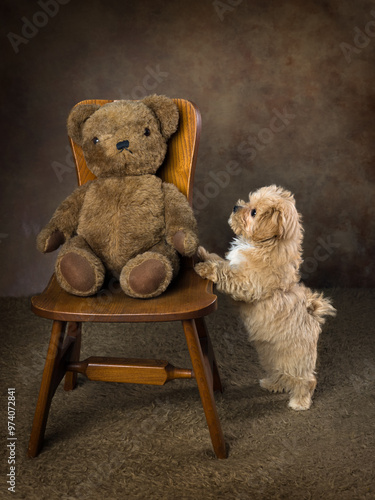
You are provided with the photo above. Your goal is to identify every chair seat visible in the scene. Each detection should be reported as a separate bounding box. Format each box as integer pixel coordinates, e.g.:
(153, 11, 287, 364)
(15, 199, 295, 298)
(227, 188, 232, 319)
(31, 267, 217, 323)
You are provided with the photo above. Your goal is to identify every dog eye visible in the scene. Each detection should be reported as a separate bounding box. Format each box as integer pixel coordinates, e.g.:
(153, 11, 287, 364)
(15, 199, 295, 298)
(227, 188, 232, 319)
(251, 209, 257, 217)
(92, 137, 99, 144)
(144, 128, 151, 136)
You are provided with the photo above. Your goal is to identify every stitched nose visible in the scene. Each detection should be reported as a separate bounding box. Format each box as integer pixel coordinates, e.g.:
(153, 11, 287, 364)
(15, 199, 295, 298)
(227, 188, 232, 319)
(116, 140, 129, 151)
(233, 205, 241, 213)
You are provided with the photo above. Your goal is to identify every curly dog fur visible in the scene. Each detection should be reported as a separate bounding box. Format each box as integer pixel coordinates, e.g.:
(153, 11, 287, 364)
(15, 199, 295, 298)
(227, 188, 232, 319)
(195, 185, 336, 410)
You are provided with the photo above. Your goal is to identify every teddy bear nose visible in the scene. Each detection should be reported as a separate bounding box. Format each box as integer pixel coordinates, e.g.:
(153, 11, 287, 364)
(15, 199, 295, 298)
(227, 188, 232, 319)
(116, 140, 130, 151)
(233, 205, 241, 213)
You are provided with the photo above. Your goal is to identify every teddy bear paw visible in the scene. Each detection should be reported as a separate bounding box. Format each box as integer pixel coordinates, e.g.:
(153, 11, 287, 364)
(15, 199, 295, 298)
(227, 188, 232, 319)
(172, 230, 198, 257)
(37, 228, 66, 253)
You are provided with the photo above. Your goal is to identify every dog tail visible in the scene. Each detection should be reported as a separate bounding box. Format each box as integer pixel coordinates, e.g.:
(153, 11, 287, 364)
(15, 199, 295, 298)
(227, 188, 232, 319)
(306, 290, 337, 325)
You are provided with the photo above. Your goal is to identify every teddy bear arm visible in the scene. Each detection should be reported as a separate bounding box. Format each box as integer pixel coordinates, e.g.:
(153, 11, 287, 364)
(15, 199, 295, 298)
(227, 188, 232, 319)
(162, 183, 199, 256)
(37, 184, 89, 253)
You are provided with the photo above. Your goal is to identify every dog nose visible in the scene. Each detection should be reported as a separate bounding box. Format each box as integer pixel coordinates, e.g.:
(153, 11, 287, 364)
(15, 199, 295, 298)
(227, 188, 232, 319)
(233, 205, 241, 213)
(116, 140, 130, 151)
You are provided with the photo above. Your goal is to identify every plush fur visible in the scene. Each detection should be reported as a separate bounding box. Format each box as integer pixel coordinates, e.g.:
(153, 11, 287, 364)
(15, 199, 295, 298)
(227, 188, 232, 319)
(195, 185, 336, 410)
(37, 95, 198, 298)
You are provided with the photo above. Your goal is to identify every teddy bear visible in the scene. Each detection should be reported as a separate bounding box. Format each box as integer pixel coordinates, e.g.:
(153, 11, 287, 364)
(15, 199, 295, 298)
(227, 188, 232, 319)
(37, 95, 199, 298)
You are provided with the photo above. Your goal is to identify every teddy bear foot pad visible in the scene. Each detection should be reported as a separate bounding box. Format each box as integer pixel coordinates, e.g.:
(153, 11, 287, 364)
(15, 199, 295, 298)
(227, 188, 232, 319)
(58, 252, 105, 296)
(120, 252, 173, 299)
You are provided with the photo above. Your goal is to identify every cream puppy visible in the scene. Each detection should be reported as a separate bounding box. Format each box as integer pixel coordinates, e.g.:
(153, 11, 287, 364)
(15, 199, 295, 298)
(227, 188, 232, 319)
(195, 185, 336, 410)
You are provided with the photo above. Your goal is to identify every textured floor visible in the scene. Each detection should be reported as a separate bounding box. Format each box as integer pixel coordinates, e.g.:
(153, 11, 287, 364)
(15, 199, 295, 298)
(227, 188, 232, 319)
(0, 289, 374, 499)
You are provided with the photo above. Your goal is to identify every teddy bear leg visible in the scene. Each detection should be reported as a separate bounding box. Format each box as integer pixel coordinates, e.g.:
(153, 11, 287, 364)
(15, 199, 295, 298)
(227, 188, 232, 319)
(56, 235, 105, 296)
(120, 251, 174, 299)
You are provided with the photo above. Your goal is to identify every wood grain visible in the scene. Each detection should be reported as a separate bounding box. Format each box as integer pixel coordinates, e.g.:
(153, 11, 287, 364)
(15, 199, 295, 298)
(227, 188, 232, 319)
(68, 357, 193, 385)
(28, 321, 66, 458)
(63, 322, 81, 391)
(183, 319, 227, 459)
(31, 267, 217, 322)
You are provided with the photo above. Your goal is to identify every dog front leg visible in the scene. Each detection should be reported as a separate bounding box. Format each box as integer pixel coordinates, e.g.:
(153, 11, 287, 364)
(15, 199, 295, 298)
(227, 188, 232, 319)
(195, 260, 258, 302)
(215, 267, 259, 302)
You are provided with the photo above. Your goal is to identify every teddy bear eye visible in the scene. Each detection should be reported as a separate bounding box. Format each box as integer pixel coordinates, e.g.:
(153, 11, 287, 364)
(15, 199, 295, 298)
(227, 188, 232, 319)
(92, 137, 99, 144)
(144, 128, 151, 137)
(251, 209, 257, 217)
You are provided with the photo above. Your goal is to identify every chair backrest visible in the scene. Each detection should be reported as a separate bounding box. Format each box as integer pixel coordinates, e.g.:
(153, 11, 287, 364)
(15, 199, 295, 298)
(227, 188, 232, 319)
(68, 98, 201, 205)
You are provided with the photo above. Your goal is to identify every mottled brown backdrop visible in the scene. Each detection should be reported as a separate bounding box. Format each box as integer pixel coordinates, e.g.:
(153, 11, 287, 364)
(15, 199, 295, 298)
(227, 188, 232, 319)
(1, 0, 374, 295)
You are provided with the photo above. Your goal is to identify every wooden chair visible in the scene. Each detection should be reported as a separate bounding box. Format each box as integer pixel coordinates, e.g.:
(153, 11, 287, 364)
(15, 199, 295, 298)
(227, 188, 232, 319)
(28, 98, 227, 459)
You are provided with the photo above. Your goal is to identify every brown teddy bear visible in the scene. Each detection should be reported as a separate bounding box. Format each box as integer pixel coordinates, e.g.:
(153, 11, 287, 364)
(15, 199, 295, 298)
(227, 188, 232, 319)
(37, 95, 199, 298)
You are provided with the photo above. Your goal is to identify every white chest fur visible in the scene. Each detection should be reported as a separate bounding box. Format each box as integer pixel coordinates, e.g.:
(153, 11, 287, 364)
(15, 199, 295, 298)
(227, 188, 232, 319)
(225, 238, 254, 267)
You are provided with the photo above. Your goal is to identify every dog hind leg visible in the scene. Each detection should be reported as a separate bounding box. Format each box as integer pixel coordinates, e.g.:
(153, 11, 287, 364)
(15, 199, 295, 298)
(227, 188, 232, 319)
(288, 375, 317, 411)
(259, 373, 286, 393)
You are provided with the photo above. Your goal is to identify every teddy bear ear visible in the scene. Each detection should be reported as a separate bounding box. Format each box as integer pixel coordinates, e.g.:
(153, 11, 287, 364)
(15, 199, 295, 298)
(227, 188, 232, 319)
(67, 104, 101, 145)
(142, 95, 179, 139)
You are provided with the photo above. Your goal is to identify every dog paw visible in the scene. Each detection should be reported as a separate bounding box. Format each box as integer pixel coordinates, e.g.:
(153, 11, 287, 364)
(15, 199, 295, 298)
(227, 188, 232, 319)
(288, 397, 312, 411)
(172, 230, 198, 257)
(194, 261, 218, 282)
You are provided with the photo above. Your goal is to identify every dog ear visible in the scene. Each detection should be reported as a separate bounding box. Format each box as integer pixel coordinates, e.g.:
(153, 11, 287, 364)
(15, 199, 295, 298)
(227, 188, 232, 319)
(67, 104, 101, 145)
(277, 202, 302, 240)
(252, 209, 282, 242)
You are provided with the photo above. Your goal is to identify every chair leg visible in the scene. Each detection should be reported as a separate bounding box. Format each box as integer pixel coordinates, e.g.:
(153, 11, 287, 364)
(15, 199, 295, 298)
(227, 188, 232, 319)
(195, 317, 223, 393)
(64, 322, 82, 391)
(28, 320, 67, 458)
(182, 319, 227, 459)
